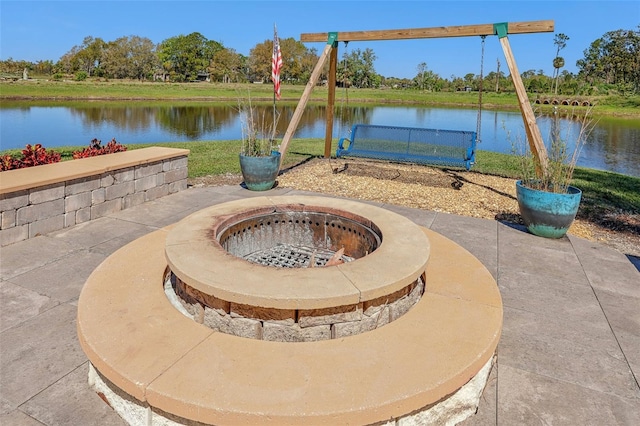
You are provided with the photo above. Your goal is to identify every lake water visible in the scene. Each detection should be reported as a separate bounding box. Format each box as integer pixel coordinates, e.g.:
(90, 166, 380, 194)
(1, 102, 639, 177)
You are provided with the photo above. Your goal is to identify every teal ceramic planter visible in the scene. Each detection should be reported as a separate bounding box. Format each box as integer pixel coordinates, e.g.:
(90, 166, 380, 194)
(515, 180, 582, 239)
(239, 151, 281, 191)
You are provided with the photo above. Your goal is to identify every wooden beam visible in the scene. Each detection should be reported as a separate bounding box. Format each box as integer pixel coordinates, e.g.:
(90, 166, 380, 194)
(301, 20, 553, 43)
(325, 45, 338, 158)
(278, 42, 333, 168)
(499, 36, 549, 177)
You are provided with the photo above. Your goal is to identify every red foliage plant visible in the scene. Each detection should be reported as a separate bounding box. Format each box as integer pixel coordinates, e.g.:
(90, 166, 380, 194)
(0, 155, 19, 171)
(1, 139, 128, 172)
(0, 144, 61, 171)
(72, 138, 127, 159)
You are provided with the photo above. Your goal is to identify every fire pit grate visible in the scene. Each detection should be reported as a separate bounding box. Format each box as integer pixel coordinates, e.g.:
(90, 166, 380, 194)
(216, 209, 382, 267)
(244, 243, 354, 268)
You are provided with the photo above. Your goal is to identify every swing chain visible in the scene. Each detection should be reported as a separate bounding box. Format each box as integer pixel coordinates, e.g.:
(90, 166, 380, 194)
(476, 35, 486, 143)
(341, 41, 350, 112)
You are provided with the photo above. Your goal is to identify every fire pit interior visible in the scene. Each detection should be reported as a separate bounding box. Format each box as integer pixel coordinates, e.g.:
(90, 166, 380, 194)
(216, 208, 382, 267)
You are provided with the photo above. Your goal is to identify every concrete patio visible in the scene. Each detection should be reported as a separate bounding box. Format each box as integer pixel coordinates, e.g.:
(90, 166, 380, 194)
(1, 184, 639, 425)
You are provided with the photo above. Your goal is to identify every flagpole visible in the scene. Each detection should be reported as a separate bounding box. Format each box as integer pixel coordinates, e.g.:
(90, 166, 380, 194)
(272, 23, 282, 137)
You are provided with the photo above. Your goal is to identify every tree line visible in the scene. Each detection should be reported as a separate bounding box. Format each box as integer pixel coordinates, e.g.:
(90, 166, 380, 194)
(1, 26, 638, 95)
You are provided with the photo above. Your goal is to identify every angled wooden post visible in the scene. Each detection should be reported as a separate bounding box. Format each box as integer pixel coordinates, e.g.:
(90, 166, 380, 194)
(494, 23, 549, 177)
(278, 34, 336, 169)
(325, 40, 339, 158)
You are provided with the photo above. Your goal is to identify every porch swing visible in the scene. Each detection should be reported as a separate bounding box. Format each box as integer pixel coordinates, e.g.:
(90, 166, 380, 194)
(277, 21, 553, 177)
(335, 36, 487, 171)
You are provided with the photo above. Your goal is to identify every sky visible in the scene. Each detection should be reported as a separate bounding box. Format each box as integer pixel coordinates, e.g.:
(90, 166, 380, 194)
(1, 0, 638, 79)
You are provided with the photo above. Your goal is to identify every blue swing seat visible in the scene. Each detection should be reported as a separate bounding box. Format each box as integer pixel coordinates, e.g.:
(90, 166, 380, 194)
(336, 124, 477, 170)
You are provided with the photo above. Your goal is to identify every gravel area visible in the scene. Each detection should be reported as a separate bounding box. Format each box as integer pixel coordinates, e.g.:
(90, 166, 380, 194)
(190, 157, 640, 260)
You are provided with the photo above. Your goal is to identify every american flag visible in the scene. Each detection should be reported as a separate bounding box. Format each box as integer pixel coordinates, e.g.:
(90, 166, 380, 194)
(271, 24, 283, 100)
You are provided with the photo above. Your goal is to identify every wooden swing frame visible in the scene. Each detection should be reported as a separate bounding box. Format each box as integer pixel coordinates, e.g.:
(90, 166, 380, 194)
(277, 20, 554, 177)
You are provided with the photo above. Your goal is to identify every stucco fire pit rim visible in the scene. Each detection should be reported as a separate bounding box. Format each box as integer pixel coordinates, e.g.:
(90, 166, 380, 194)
(165, 196, 430, 310)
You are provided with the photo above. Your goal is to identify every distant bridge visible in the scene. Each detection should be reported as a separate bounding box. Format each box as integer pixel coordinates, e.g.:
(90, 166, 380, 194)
(534, 97, 592, 107)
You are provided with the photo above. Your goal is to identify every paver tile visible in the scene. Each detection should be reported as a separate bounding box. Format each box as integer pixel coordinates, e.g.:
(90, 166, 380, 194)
(431, 212, 498, 277)
(497, 267, 600, 319)
(103, 198, 195, 228)
(497, 364, 640, 425)
(499, 221, 576, 252)
(499, 306, 639, 399)
(0, 409, 45, 425)
(8, 250, 106, 303)
(0, 304, 86, 407)
(380, 203, 437, 228)
(594, 288, 640, 381)
(0, 236, 76, 281)
(20, 363, 125, 426)
(0, 281, 59, 332)
(49, 217, 154, 251)
(570, 235, 640, 298)
(498, 232, 585, 281)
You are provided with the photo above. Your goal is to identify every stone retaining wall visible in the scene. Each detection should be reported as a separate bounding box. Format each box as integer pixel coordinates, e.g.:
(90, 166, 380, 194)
(0, 147, 189, 246)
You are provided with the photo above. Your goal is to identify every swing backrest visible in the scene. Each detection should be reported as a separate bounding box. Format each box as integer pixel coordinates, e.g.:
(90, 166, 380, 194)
(336, 124, 477, 170)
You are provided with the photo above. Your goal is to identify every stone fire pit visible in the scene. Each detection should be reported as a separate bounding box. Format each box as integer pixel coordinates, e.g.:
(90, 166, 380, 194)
(77, 196, 502, 426)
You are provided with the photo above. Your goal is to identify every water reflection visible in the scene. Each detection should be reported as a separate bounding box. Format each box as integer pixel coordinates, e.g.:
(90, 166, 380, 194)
(1, 102, 638, 177)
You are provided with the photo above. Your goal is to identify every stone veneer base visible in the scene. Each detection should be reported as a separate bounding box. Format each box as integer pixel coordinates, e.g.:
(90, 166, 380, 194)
(89, 355, 496, 426)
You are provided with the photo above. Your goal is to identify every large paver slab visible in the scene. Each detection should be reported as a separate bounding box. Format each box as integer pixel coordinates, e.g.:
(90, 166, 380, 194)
(0, 409, 44, 425)
(380, 203, 437, 228)
(497, 267, 603, 320)
(570, 235, 640, 298)
(500, 220, 577, 251)
(431, 212, 498, 277)
(102, 197, 198, 228)
(0, 281, 59, 333)
(0, 304, 87, 407)
(49, 217, 154, 251)
(499, 305, 638, 400)
(19, 362, 125, 426)
(498, 227, 585, 281)
(594, 288, 640, 381)
(8, 249, 106, 303)
(227, 185, 293, 198)
(497, 364, 640, 425)
(157, 185, 244, 208)
(0, 236, 77, 281)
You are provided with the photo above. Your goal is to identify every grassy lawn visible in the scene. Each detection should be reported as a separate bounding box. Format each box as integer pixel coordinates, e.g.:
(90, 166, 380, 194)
(3, 79, 639, 117)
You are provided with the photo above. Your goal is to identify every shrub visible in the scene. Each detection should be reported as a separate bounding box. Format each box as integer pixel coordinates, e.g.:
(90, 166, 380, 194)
(72, 138, 127, 159)
(0, 144, 62, 171)
(0, 154, 19, 171)
(75, 71, 88, 81)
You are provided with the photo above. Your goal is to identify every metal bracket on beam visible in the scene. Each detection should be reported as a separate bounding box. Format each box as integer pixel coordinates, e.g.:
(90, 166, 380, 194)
(494, 22, 508, 38)
(327, 32, 338, 46)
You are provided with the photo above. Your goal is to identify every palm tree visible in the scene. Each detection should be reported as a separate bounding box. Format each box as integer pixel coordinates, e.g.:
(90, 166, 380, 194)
(552, 33, 569, 94)
(552, 56, 565, 94)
